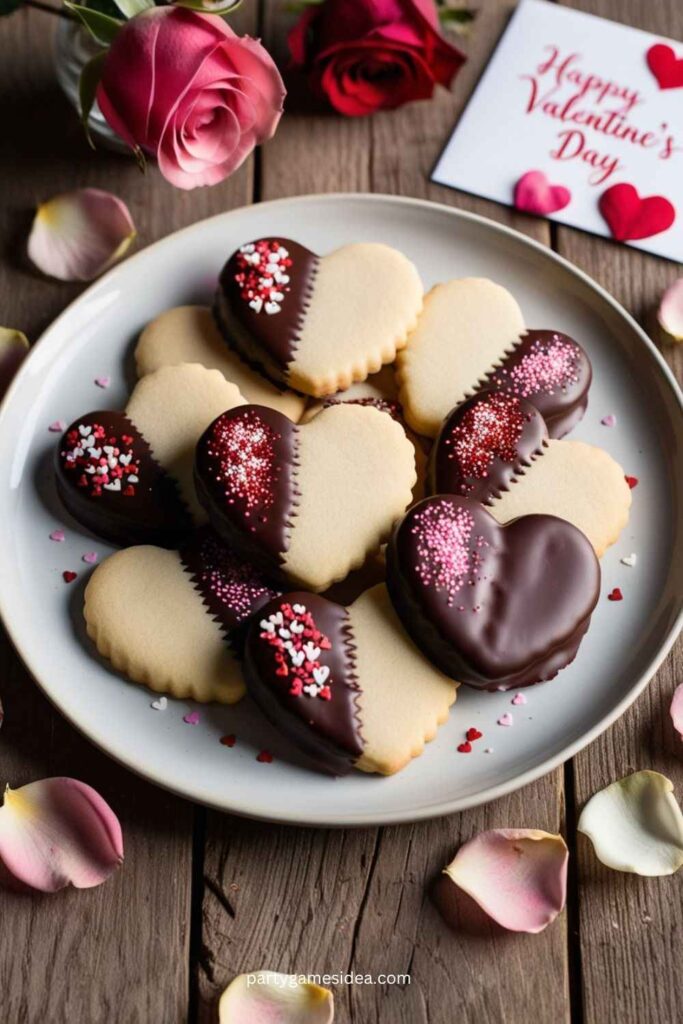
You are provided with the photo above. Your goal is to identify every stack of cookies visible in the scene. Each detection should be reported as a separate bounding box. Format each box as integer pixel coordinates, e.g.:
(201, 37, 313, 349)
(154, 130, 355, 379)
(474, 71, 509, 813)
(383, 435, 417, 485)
(56, 237, 631, 777)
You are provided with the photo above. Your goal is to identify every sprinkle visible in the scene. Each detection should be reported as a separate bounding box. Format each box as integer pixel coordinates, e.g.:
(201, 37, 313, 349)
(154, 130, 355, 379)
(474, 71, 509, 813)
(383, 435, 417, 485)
(621, 553, 637, 567)
(62, 570, 77, 583)
(457, 741, 473, 753)
(94, 375, 111, 388)
(151, 696, 167, 711)
(220, 734, 237, 747)
(444, 393, 525, 483)
(511, 692, 527, 706)
(484, 747, 494, 754)
(234, 240, 292, 315)
(608, 588, 623, 602)
(466, 727, 483, 741)
(259, 602, 333, 700)
(625, 475, 639, 489)
(188, 532, 278, 625)
(49, 529, 65, 542)
(183, 711, 200, 725)
(60, 420, 141, 499)
(256, 749, 273, 763)
(82, 551, 98, 564)
(48, 420, 66, 432)
(601, 414, 617, 427)
(497, 334, 581, 398)
(411, 500, 487, 606)
(204, 409, 280, 514)
(497, 712, 514, 727)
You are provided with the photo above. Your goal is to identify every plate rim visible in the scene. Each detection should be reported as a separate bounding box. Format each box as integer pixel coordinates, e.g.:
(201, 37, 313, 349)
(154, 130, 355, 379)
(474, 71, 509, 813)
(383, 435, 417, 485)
(1, 191, 682, 827)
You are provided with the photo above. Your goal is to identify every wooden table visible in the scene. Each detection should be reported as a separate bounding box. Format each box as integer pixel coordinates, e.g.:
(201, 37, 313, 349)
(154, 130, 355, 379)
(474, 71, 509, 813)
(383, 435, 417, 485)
(1, 1, 681, 1021)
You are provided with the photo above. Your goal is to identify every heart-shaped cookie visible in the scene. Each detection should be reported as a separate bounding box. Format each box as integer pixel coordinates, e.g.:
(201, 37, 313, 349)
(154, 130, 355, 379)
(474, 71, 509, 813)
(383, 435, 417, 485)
(215, 238, 423, 397)
(429, 389, 630, 557)
(244, 584, 457, 775)
(135, 305, 306, 422)
(397, 278, 591, 438)
(387, 496, 601, 691)
(195, 403, 416, 591)
(84, 527, 280, 703)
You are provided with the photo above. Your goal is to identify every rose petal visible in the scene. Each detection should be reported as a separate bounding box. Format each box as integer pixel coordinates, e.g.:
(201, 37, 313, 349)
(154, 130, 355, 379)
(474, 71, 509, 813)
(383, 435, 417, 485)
(27, 189, 136, 282)
(0, 777, 123, 892)
(578, 770, 683, 876)
(671, 684, 683, 740)
(658, 277, 683, 342)
(443, 828, 568, 933)
(0, 327, 29, 400)
(219, 972, 334, 1023)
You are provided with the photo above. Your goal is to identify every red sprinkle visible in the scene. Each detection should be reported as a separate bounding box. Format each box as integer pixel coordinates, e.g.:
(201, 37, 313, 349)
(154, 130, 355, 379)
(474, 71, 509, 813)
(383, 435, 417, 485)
(466, 728, 483, 742)
(256, 750, 273, 763)
(220, 734, 237, 747)
(625, 475, 639, 489)
(62, 571, 77, 583)
(608, 588, 623, 601)
(457, 741, 473, 753)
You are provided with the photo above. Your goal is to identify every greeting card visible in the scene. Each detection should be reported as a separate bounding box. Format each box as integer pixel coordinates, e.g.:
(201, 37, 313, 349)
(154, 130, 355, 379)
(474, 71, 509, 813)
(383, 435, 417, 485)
(432, 0, 683, 261)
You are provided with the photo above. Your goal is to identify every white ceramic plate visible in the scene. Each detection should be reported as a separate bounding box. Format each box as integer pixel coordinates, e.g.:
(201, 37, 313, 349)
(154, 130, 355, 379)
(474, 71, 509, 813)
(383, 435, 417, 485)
(1, 194, 681, 826)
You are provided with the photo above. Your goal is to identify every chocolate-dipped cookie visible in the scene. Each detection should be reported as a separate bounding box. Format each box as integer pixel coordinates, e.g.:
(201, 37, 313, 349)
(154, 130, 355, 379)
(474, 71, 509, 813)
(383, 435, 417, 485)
(194, 402, 416, 591)
(386, 495, 600, 691)
(244, 585, 457, 776)
(215, 238, 423, 397)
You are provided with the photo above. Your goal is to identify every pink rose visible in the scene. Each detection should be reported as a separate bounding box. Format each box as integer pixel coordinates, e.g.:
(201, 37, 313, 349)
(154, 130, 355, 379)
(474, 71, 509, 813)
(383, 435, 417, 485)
(97, 8, 285, 190)
(288, 0, 464, 117)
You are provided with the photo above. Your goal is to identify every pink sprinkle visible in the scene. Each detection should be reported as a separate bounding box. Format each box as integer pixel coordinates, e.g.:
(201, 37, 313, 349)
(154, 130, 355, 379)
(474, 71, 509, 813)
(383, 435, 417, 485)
(49, 529, 65, 542)
(511, 692, 527, 706)
(501, 336, 580, 397)
(82, 551, 98, 564)
(601, 414, 617, 427)
(497, 712, 514, 727)
(413, 501, 487, 606)
(95, 376, 111, 389)
(183, 711, 200, 725)
(48, 420, 66, 432)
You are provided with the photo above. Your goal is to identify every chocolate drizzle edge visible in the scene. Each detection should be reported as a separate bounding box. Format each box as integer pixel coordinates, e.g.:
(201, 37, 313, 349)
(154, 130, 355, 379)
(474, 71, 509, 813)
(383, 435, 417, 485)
(485, 439, 549, 505)
(340, 610, 365, 754)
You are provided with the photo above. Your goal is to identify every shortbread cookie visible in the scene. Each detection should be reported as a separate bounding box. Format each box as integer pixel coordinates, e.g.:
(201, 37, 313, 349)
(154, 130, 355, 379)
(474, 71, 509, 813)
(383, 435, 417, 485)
(84, 528, 280, 703)
(195, 403, 416, 591)
(135, 306, 306, 422)
(397, 278, 591, 437)
(429, 389, 630, 556)
(387, 496, 600, 691)
(244, 585, 458, 775)
(215, 238, 423, 397)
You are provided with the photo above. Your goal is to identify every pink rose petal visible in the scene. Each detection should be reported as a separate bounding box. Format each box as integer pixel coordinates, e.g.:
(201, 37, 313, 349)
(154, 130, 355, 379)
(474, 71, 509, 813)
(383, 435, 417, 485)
(0, 328, 29, 401)
(49, 420, 66, 432)
(49, 529, 66, 543)
(658, 278, 683, 343)
(514, 170, 571, 216)
(27, 189, 136, 282)
(671, 684, 683, 741)
(443, 828, 568, 933)
(0, 777, 123, 893)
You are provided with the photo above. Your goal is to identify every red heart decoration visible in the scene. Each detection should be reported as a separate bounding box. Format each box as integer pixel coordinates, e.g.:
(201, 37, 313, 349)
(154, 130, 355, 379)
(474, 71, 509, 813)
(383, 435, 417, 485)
(514, 170, 571, 216)
(466, 727, 483, 742)
(607, 588, 623, 602)
(625, 475, 639, 489)
(62, 570, 77, 584)
(457, 742, 472, 753)
(646, 43, 683, 90)
(599, 184, 676, 242)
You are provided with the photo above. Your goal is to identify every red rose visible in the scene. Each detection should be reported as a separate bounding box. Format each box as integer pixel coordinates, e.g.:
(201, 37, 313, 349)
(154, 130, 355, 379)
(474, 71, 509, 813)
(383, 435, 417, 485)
(288, 0, 465, 117)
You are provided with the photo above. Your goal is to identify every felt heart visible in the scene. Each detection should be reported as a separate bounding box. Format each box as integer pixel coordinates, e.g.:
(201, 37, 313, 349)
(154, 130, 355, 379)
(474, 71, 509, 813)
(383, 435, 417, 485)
(599, 184, 675, 242)
(386, 496, 600, 691)
(56, 411, 192, 549)
(244, 584, 458, 776)
(514, 170, 571, 216)
(194, 402, 416, 591)
(215, 237, 423, 397)
(646, 43, 683, 90)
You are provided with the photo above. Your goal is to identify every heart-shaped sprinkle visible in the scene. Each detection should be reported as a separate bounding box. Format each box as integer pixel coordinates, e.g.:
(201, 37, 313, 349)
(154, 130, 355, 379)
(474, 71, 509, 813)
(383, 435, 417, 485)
(621, 553, 637, 568)
(62, 570, 77, 583)
(497, 713, 514, 727)
(466, 727, 483, 742)
(256, 750, 273, 763)
(220, 734, 237, 747)
(82, 551, 98, 564)
(151, 696, 167, 711)
(599, 183, 676, 242)
(608, 588, 623, 602)
(625, 475, 639, 489)
(511, 692, 528, 706)
(183, 711, 200, 725)
(601, 414, 616, 427)
(457, 741, 473, 753)
(49, 529, 65, 542)
(513, 170, 571, 216)
(94, 376, 111, 389)
(49, 420, 66, 432)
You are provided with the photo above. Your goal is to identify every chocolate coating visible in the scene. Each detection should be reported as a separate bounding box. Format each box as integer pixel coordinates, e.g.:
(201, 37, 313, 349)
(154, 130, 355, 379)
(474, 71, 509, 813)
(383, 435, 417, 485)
(244, 591, 363, 775)
(386, 495, 600, 690)
(55, 411, 191, 548)
(215, 238, 319, 389)
(485, 329, 592, 438)
(180, 526, 281, 656)
(194, 405, 298, 575)
(429, 390, 548, 502)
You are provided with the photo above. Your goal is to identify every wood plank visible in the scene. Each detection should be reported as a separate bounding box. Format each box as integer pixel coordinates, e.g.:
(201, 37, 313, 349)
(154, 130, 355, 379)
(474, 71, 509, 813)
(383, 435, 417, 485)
(0, 6, 255, 1021)
(198, 4, 569, 1023)
(554, 3, 683, 1023)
